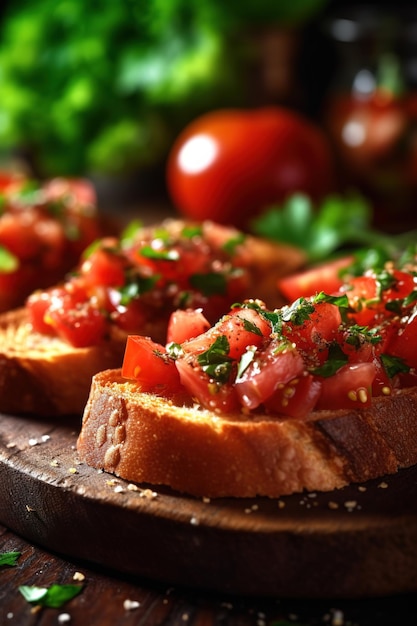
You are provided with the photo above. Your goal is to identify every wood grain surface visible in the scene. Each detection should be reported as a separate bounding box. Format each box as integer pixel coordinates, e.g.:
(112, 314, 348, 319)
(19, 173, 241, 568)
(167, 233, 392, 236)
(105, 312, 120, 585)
(3, 522, 417, 626)
(1, 412, 417, 600)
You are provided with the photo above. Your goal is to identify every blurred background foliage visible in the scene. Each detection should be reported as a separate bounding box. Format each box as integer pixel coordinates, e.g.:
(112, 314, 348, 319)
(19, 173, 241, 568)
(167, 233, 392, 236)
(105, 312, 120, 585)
(0, 0, 328, 179)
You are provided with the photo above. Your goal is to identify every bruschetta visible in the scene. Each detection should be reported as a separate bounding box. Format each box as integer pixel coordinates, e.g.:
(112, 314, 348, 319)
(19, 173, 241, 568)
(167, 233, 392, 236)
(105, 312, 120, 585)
(0, 173, 101, 311)
(77, 248, 417, 497)
(0, 218, 304, 416)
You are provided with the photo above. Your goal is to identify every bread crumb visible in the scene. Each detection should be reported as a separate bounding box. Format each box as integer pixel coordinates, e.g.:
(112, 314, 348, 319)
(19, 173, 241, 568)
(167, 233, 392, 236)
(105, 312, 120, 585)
(68, 467, 78, 475)
(344, 500, 358, 512)
(127, 483, 139, 491)
(202, 497, 211, 503)
(6, 442, 16, 449)
(50, 459, 59, 467)
(358, 485, 367, 492)
(277, 500, 286, 509)
(114, 485, 125, 494)
(123, 599, 140, 611)
(378, 481, 389, 489)
(190, 516, 199, 526)
(328, 501, 339, 510)
(139, 488, 158, 499)
(58, 613, 71, 624)
(73, 571, 85, 582)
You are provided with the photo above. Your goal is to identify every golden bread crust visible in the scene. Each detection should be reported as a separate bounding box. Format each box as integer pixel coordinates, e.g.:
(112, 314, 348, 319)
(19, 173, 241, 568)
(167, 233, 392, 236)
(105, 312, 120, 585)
(0, 309, 127, 416)
(77, 368, 417, 498)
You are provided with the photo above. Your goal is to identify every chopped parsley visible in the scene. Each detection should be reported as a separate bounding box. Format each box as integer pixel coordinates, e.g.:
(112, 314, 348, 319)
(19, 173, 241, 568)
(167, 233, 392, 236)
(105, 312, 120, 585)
(236, 346, 256, 380)
(344, 324, 382, 348)
(197, 335, 233, 383)
(0, 246, 19, 273)
(189, 272, 227, 296)
(282, 298, 315, 326)
(380, 354, 410, 379)
(140, 245, 179, 261)
(222, 232, 245, 256)
(181, 225, 203, 239)
(242, 317, 263, 336)
(19, 583, 83, 608)
(0, 551, 21, 566)
(311, 343, 348, 378)
(118, 274, 160, 305)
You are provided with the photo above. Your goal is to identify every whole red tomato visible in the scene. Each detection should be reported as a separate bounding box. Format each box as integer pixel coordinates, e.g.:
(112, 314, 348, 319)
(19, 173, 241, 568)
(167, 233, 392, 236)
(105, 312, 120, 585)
(166, 107, 335, 227)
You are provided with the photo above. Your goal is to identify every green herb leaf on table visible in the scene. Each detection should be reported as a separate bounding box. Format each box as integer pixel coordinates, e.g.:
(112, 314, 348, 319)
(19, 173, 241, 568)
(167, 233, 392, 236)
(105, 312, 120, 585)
(0, 551, 21, 566)
(19, 583, 83, 608)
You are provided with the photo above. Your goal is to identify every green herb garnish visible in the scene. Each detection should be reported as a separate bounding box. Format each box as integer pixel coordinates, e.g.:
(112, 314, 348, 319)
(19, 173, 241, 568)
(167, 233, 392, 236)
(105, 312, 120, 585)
(19, 584, 83, 608)
(380, 354, 410, 379)
(281, 298, 315, 326)
(0, 246, 19, 273)
(236, 346, 256, 380)
(197, 335, 233, 383)
(181, 225, 203, 239)
(140, 245, 179, 261)
(120, 219, 143, 246)
(0, 551, 21, 566)
(222, 232, 245, 256)
(189, 272, 227, 296)
(118, 274, 160, 304)
(311, 343, 348, 378)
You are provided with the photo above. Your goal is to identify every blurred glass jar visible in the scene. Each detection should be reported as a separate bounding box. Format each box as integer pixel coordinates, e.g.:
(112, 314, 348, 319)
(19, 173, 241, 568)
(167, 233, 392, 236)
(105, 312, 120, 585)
(323, 4, 417, 230)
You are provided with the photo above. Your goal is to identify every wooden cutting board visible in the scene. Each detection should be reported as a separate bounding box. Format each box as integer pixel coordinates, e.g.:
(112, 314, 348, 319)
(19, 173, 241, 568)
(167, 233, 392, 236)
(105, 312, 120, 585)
(1, 411, 417, 599)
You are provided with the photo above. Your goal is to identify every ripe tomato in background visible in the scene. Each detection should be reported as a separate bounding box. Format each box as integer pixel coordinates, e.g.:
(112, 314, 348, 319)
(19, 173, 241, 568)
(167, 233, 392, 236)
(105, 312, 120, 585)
(166, 107, 335, 228)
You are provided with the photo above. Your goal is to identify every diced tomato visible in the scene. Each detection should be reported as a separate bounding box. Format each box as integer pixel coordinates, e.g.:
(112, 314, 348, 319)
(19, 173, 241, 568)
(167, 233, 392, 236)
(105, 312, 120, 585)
(285, 301, 342, 365)
(0, 212, 42, 260)
(80, 245, 126, 289)
(122, 335, 183, 395)
(386, 314, 417, 369)
(381, 270, 415, 305)
(181, 304, 271, 359)
(371, 356, 394, 397)
(111, 298, 149, 334)
(235, 341, 305, 410)
(264, 373, 322, 418)
(215, 308, 270, 360)
(167, 309, 211, 344)
(27, 290, 57, 334)
(175, 358, 240, 413)
(42, 177, 97, 207)
(46, 301, 107, 348)
(316, 362, 376, 410)
(277, 256, 354, 301)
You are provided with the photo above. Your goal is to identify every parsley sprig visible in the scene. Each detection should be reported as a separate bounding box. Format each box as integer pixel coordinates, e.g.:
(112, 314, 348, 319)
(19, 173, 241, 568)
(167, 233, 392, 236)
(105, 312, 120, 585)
(251, 192, 417, 264)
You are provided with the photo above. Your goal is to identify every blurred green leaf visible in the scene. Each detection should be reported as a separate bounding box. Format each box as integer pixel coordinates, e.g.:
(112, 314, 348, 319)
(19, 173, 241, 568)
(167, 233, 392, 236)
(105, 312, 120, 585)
(252, 192, 415, 263)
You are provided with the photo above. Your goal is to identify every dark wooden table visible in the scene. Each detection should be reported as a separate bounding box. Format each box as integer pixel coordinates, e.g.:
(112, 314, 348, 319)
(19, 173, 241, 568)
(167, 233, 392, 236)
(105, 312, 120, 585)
(1, 522, 417, 626)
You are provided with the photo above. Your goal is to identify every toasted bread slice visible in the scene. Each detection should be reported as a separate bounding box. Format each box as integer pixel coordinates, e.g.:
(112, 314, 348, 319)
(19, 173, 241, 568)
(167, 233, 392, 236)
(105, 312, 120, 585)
(77, 368, 417, 498)
(0, 309, 126, 416)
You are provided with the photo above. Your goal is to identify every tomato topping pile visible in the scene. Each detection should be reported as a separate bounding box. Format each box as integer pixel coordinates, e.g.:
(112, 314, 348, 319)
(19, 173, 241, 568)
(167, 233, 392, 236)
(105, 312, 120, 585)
(122, 250, 417, 417)
(26, 221, 259, 348)
(0, 173, 100, 311)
